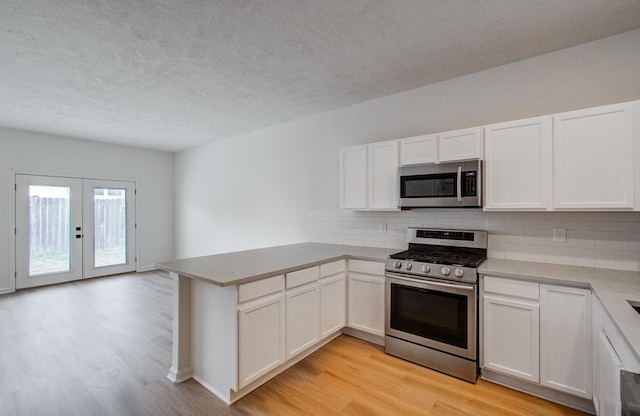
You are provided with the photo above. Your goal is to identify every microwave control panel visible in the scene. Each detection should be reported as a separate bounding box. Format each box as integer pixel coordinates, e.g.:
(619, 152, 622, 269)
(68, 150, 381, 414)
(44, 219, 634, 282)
(462, 171, 477, 197)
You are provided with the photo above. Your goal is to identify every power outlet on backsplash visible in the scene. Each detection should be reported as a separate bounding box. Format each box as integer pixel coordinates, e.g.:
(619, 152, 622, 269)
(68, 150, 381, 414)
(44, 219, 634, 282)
(378, 223, 387, 233)
(552, 228, 566, 243)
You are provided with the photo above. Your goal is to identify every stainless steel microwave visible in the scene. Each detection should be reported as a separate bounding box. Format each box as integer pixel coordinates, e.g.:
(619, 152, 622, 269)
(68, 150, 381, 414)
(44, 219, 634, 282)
(398, 160, 482, 208)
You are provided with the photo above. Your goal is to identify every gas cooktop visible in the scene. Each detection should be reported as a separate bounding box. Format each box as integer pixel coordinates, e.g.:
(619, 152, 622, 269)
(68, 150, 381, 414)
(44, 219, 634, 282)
(390, 244, 487, 268)
(385, 228, 488, 283)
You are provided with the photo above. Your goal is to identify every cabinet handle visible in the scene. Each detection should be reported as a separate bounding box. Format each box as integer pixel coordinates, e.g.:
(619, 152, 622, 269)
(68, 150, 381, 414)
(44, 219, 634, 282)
(457, 166, 462, 203)
(387, 273, 474, 291)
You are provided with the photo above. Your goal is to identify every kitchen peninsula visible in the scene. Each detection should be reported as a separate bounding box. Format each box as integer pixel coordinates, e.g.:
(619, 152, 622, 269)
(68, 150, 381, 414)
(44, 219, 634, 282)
(158, 241, 640, 412)
(156, 242, 395, 404)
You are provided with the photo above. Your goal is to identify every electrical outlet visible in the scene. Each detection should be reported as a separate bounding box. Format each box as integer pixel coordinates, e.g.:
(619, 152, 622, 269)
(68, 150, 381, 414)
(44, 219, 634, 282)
(552, 227, 566, 243)
(379, 223, 387, 233)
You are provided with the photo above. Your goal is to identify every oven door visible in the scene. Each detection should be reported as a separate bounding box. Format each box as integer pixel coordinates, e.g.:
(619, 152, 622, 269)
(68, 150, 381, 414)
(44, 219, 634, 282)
(385, 272, 477, 360)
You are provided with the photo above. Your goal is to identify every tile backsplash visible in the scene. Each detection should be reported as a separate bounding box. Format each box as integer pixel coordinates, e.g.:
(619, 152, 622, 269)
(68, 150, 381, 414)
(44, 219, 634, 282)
(308, 209, 640, 272)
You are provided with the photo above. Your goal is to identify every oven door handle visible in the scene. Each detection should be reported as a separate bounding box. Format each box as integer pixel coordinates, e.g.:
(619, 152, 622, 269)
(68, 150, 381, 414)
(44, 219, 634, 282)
(386, 273, 475, 291)
(457, 166, 462, 203)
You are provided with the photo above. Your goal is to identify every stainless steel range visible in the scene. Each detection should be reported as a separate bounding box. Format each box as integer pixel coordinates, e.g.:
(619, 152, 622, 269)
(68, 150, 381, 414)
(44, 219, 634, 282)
(384, 228, 487, 383)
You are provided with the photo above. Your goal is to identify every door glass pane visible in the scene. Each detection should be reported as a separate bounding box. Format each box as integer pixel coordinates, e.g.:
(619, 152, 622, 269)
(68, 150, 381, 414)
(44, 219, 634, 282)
(28, 185, 71, 276)
(94, 188, 127, 268)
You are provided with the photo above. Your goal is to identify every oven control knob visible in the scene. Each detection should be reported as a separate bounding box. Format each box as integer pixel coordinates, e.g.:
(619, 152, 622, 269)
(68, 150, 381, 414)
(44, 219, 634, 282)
(454, 268, 464, 278)
(405, 263, 412, 270)
(422, 265, 431, 273)
(394, 261, 402, 269)
(440, 266, 451, 276)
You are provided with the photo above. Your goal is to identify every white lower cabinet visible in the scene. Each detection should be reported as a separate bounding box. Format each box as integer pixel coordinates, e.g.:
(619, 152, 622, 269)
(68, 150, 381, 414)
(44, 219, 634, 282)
(483, 294, 540, 382)
(597, 329, 622, 416)
(483, 276, 540, 382)
(593, 297, 640, 416)
(285, 266, 320, 359)
(319, 261, 346, 338)
(230, 258, 387, 401)
(238, 288, 286, 389)
(540, 284, 592, 398)
(285, 282, 320, 359)
(482, 276, 592, 401)
(347, 259, 385, 337)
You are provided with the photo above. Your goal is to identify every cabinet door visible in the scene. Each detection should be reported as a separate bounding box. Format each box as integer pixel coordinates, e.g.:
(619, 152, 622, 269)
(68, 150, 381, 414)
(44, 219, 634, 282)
(598, 330, 622, 416)
(340, 145, 367, 209)
(285, 283, 320, 359)
(553, 102, 634, 209)
(238, 293, 285, 388)
(400, 134, 437, 165)
(368, 140, 399, 210)
(540, 285, 592, 398)
(439, 127, 483, 162)
(320, 273, 346, 338)
(348, 273, 385, 336)
(483, 294, 540, 382)
(484, 117, 551, 210)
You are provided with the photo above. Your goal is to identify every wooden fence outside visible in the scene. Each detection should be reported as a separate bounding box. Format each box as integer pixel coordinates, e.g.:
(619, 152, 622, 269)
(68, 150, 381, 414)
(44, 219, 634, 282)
(29, 197, 125, 254)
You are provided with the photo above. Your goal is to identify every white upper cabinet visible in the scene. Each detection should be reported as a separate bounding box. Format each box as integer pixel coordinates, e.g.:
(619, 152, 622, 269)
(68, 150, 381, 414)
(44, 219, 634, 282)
(399, 134, 438, 165)
(347, 100, 639, 212)
(340, 145, 368, 209)
(340, 140, 399, 211)
(368, 140, 399, 210)
(553, 102, 634, 209)
(399, 128, 483, 166)
(439, 127, 484, 162)
(484, 117, 552, 210)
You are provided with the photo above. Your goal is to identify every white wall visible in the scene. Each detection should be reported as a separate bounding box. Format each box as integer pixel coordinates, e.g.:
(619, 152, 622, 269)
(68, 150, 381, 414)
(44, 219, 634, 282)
(0, 128, 174, 293)
(175, 29, 640, 261)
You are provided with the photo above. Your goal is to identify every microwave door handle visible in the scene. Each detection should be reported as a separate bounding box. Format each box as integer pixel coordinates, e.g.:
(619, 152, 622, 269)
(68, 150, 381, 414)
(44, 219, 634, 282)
(457, 166, 462, 203)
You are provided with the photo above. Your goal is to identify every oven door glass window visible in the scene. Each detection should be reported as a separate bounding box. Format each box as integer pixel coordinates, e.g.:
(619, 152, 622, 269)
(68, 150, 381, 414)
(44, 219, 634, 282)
(400, 173, 457, 198)
(390, 283, 467, 348)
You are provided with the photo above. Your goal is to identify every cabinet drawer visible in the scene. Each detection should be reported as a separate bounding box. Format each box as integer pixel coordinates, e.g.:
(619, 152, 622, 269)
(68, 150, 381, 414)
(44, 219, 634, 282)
(484, 275, 539, 300)
(238, 275, 284, 303)
(286, 266, 320, 289)
(348, 259, 384, 276)
(320, 260, 346, 278)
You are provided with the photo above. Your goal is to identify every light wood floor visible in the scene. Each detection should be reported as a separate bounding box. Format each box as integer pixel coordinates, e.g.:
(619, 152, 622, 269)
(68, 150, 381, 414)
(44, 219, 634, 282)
(0, 271, 589, 416)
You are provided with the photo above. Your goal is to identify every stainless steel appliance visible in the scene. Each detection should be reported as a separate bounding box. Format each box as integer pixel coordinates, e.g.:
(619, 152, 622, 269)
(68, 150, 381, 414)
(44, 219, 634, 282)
(622, 370, 640, 416)
(385, 228, 487, 382)
(399, 160, 482, 208)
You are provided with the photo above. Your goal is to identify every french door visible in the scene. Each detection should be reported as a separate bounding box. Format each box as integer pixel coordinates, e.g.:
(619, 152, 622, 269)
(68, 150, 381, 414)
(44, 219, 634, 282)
(15, 174, 136, 289)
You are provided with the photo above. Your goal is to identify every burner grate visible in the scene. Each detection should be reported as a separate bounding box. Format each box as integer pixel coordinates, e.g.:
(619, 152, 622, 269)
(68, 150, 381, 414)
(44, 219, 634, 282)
(390, 244, 486, 268)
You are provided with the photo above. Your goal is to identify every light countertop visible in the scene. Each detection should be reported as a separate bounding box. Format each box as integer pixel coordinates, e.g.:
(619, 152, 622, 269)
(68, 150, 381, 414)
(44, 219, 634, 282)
(157, 244, 640, 364)
(479, 258, 640, 363)
(156, 242, 395, 286)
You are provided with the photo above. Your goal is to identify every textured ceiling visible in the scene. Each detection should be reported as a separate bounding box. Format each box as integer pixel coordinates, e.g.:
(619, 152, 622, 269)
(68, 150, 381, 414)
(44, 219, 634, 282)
(2, 1, 640, 152)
